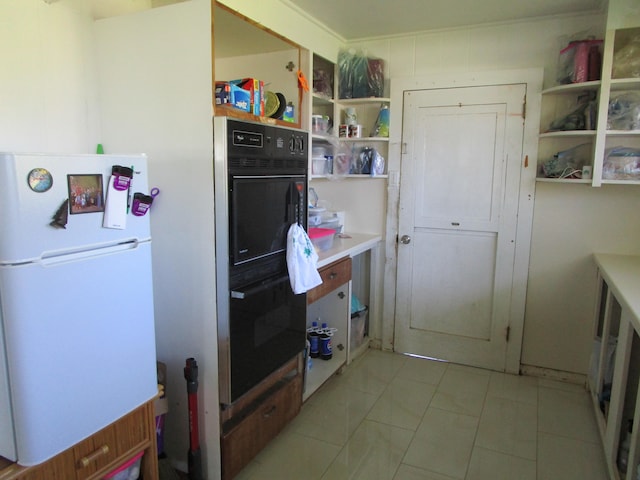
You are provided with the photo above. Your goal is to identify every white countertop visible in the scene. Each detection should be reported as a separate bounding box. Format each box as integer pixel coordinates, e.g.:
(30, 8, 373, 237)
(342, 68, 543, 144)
(316, 232, 382, 268)
(593, 253, 640, 327)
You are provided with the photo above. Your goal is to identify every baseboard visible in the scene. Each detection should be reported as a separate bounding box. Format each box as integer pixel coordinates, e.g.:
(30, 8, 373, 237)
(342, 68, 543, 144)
(520, 364, 587, 386)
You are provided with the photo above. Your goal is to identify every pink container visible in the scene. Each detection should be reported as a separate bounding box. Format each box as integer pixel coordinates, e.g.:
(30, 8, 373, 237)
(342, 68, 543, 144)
(308, 227, 336, 251)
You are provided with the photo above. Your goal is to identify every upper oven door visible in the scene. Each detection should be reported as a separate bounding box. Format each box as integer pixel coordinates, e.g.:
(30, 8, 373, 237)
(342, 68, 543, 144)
(230, 175, 306, 266)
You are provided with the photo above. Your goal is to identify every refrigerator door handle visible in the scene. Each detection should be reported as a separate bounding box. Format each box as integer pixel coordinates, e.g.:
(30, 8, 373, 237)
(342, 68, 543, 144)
(40, 239, 142, 266)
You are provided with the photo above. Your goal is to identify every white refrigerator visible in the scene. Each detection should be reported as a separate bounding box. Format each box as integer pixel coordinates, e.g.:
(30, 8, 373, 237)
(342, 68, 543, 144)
(0, 152, 158, 466)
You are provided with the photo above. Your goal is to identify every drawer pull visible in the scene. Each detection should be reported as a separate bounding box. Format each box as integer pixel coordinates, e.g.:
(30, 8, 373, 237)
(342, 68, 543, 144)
(78, 444, 110, 468)
(329, 272, 338, 279)
(263, 405, 277, 418)
(338, 291, 345, 299)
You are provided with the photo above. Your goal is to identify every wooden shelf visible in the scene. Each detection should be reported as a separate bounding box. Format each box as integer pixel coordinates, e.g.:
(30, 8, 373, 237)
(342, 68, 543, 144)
(214, 104, 300, 129)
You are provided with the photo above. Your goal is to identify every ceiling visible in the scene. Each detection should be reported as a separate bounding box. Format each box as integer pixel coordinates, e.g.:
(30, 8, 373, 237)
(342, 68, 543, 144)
(87, 0, 606, 47)
(286, 0, 606, 40)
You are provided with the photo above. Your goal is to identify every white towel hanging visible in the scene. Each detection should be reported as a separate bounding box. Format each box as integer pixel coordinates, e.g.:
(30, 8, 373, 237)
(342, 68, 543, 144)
(286, 223, 322, 294)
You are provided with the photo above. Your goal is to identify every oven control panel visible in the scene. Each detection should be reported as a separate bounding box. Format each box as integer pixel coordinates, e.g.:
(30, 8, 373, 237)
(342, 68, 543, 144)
(274, 131, 306, 158)
(225, 118, 308, 171)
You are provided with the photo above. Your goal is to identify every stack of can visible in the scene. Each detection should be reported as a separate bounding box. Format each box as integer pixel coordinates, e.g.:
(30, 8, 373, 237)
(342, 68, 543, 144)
(307, 321, 337, 360)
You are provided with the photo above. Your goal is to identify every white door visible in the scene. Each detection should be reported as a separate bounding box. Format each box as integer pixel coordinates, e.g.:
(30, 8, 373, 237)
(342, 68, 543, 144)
(394, 84, 526, 371)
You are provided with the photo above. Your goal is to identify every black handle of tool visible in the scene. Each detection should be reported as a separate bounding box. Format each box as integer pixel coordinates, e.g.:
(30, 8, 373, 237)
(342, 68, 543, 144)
(184, 358, 203, 480)
(188, 450, 202, 480)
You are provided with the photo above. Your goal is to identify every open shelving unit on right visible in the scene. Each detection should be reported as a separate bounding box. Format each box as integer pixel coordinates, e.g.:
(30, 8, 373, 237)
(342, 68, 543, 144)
(537, 26, 640, 186)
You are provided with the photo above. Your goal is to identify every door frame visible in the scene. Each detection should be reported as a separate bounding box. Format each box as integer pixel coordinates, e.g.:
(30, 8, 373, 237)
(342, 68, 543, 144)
(381, 69, 542, 374)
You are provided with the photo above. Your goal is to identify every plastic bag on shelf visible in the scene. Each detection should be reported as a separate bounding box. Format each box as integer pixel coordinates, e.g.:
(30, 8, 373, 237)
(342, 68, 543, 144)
(353, 147, 373, 174)
(338, 49, 353, 100)
(313, 68, 333, 98)
(371, 149, 385, 177)
(338, 49, 364, 99)
(548, 92, 597, 131)
(541, 143, 591, 179)
(367, 58, 385, 98)
(338, 48, 385, 99)
(603, 147, 640, 180)
(332, 143, 353, 176)
(612, 34, 640, 79)
(607, 92, 640, 130)
(556, 33, 602, 84)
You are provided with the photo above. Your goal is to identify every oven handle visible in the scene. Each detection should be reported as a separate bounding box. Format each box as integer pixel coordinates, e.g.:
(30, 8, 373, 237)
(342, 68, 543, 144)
(231, 274, 290, 299)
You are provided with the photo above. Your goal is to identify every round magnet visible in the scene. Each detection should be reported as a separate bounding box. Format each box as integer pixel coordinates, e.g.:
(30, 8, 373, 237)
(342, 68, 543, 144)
(27, 168, 53, 192)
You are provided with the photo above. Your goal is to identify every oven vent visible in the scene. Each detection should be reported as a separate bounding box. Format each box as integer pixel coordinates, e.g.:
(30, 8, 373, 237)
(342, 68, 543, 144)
(229, 157, 307, 171)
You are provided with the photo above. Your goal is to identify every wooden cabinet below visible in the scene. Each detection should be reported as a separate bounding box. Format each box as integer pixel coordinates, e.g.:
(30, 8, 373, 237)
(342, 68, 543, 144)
(0, 400, 158, 480)
(220, 356, 302, 480)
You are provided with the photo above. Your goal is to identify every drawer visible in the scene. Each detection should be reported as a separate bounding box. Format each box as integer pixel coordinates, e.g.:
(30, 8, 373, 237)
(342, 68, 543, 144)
(221, 374, 302, 480)
(73, 405, 149, 478)
(307, 257, 352, 304)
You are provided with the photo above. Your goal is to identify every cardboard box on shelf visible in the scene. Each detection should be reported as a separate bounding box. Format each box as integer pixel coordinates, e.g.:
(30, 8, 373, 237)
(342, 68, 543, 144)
(231, 77, 264, 116)
(215, 82, 230, 105)
(215, 81, 251, 112)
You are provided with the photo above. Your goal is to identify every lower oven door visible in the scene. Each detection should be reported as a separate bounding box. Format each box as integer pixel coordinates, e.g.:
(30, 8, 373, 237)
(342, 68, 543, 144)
(227, 273, 306, 404)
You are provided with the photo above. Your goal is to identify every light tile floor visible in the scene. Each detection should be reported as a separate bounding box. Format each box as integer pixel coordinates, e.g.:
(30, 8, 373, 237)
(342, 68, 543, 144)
(235, 349, 608, 480)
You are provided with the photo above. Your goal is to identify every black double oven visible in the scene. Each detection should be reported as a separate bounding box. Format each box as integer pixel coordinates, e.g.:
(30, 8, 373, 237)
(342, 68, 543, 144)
(214, 117, 308, 406)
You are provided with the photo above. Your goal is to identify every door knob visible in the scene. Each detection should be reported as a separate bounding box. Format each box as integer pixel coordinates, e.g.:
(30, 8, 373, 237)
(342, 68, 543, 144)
(400, 235, 411, 244)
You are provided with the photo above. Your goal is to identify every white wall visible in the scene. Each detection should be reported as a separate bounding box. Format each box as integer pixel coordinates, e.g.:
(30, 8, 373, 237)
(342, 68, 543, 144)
(350, 12, 640, 375)
(0, 0, 100, 153)
(525, 184, 640, 372)
(2, 0, 218, 476)
(93, 1, 218, 476)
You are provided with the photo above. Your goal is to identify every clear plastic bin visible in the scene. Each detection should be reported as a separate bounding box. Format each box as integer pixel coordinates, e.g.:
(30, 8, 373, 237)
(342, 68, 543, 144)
(350, 307, 368, 351)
